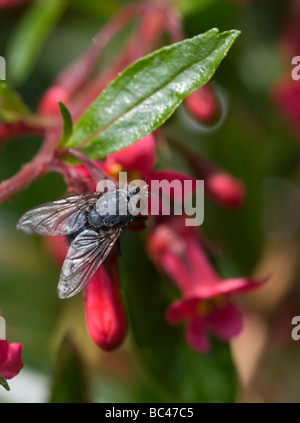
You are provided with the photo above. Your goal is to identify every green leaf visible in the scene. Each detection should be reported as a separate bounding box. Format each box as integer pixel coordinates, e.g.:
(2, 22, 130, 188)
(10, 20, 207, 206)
(0, 376, 10, 391)
(49, 333, 90, 403)
(0, 81, 33, 123)
(121, 233, 237, 402)
(58, 101, 73, 145)
(7, 0, 67, 85)
(63, 28, 240, 158)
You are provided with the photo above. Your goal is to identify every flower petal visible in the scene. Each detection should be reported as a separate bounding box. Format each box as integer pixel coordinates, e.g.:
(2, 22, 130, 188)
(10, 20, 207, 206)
(209, 277, 267, 297)
(166, 298, 198, 324)
(185, 316, 210, 353)
(106, 134, 156, 175)
(147, 219, 220, 296)
(0, 342, 23, 380)
(208, 301, 243, 340)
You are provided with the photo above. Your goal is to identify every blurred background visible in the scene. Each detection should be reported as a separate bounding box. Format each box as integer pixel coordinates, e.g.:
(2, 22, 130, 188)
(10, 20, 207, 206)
(1, 0, 300, 403)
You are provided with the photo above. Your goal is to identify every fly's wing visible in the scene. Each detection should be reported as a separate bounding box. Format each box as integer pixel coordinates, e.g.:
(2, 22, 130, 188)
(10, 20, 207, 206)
(57, 227, 122, 299)
(17, 193, 100, 236)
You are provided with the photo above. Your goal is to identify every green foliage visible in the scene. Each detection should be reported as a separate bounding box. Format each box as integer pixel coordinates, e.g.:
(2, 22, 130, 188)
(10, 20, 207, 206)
(7, 0, 67, 85)
(0, 82, 33, 123)
(58, 101, 73, 146)
(62, 29, 240, 158)
(49, 334, 90, 403)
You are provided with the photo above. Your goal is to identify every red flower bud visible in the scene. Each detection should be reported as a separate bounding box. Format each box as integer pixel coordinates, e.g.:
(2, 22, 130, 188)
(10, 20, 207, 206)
(84, 256, 127, 351)
(185, 85, 221, 125)
(206, 172, 245, 208)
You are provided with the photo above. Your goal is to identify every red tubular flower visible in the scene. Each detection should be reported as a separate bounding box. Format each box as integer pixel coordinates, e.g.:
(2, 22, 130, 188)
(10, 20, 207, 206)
(147, 216, 264, 352)
(0, 339, 23, 380)
(84, 254, 127, 351)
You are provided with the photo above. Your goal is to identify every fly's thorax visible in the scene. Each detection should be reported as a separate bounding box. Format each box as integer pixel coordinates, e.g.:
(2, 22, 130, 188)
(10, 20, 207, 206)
(93, 186, 148, 228)
(92, 189, 131, 229)
(95, 189, 129, 217)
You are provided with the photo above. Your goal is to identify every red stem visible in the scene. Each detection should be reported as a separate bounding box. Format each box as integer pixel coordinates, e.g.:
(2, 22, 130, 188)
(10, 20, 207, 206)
(46, 158, 93, 194)
(57, 147, 113, 182)
(0, 122, 44, 149)
(0, 127, 60, 204)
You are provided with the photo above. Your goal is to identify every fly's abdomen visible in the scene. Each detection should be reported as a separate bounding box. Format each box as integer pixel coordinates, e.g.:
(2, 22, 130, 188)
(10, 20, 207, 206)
(66, 210, 87, 244)
(66, 228, 85, 244)
(88, 207, 106, 229)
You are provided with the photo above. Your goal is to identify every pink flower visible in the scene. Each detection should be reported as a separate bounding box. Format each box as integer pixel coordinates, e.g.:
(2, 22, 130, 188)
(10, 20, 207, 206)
(0, 339, 23, 380)
(148, 216, 264, 352)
